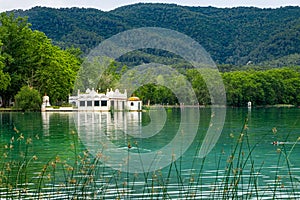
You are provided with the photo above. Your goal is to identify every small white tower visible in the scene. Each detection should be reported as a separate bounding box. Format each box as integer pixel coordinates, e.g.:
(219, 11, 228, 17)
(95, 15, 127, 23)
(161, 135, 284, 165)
(41, 95, 51, 112)
(247, 101, 252, 108)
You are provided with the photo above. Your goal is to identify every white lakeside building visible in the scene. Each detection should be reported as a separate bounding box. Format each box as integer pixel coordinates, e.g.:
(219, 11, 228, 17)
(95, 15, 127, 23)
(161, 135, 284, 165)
(68, 88, 142, 112)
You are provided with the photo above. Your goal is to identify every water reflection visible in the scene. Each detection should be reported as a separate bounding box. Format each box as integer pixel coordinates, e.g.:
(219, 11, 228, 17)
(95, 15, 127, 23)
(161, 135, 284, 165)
(72, 111, 142, 140)
(41, 112, 50, 136)
(1, 108, 300, 199)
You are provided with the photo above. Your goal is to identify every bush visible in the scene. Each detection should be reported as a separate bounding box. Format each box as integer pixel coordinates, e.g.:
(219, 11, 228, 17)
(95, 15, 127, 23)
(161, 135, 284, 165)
(14, 86, 42, 111)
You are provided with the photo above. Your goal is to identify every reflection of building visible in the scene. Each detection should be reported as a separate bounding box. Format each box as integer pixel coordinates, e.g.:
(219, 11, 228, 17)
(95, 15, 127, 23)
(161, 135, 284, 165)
(68, 88, 142, 112)
(41, 112, 50, 136)
(73, 111, 142, 141)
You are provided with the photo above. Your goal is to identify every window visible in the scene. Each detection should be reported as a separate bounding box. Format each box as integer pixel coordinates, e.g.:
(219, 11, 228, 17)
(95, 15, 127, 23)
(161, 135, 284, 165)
(80, 101, 85, 107)
(94, 101, 100, 106)
(87, 101, 92, 107)
(101, 100, 107, 107)
(131, 102, 134, 106)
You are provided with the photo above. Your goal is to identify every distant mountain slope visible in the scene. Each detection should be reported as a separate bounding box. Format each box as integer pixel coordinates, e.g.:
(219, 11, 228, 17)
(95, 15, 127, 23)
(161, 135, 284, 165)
(249, 19, 300, 63)
(12, 3, 300, 65)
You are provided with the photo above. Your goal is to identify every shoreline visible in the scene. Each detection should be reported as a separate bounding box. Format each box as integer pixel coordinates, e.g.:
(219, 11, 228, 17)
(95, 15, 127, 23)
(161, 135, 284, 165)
(145, 104, 297, 108)
(0, 104, 297, 112)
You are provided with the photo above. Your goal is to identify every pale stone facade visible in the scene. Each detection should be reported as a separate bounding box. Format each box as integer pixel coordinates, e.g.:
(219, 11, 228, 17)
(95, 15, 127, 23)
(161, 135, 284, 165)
(68, 88, 142, 112)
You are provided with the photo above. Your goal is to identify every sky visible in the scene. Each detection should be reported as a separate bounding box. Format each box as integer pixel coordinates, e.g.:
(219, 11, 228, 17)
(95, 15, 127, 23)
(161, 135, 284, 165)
(1, 0, 300, 12)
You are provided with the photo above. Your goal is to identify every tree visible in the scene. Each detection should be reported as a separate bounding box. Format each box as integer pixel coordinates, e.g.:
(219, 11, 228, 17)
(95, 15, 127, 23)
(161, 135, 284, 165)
(14, 86, 41, 111)
(221, 67, 300, 106)
(0, 41, 11, 91)
(0, 13, 34, 106)
(97, 61, 123, 92)
(0, 13, 81, 106)
(186, 69, 214, 105)
(34, 44, 80, 104)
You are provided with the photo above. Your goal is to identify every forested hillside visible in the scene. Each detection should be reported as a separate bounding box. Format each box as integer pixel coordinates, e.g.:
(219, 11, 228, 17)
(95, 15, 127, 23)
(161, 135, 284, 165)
(12, 3, 300, 66)
(2, 4, 300, 107)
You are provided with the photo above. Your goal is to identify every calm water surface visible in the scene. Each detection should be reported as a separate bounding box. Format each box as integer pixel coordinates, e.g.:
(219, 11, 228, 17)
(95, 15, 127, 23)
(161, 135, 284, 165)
(0, 107, 299, 199)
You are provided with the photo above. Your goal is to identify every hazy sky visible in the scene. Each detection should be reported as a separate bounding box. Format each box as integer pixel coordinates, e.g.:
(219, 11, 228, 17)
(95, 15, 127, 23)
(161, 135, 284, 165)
(1, 0, 300, 12)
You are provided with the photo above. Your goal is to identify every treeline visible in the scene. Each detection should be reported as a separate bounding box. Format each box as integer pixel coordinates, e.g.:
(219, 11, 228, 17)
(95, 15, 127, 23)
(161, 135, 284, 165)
(12, 4, 300, 66)
(1, 12, 300, 110)
(0, 13, 81, 109)
(222, 68, 300, 106)
(132, 67, 300, 107)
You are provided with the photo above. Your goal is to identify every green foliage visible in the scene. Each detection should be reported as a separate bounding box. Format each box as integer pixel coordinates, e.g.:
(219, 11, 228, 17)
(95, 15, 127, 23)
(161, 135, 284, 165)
(1, 6, 300, 108)
(97, 61, 124, 92)
(0, 13, 34, 104)
(0, 41, 11, 90)
(200, 67, 300, 107)
(74, 58, 125, 93)
(222, 67, 300, 106)
(14, 86, 41, 111)
(258, 53, 300, 68)
(186, 69, 210, 105)
(34, 44, 80, 104)
(0, 13, 81, 106)
(134, 84, 178, 105)
(0, 69, 10, 90)
(95, 64, 300, 107)
(12, 4, 300, 65)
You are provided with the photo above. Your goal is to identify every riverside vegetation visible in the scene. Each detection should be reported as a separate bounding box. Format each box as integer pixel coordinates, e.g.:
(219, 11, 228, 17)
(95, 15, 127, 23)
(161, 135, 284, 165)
(1, 12, 300, 110)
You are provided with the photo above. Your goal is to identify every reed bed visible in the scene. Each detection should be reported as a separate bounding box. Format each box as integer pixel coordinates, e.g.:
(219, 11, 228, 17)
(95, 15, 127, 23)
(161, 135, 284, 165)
(0, 117, 299, 199)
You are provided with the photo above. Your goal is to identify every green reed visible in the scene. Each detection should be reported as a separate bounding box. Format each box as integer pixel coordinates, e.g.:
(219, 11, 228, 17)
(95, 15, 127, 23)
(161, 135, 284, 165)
(0, 117, 299, 199)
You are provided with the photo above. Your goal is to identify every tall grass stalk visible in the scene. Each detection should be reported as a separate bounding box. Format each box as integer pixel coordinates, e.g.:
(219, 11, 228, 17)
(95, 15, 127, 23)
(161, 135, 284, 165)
(0, 117, 299, 199)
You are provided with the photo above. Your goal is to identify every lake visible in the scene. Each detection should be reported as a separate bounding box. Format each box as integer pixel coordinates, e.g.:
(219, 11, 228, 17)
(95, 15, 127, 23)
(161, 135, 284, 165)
(0, 107, 299, 199)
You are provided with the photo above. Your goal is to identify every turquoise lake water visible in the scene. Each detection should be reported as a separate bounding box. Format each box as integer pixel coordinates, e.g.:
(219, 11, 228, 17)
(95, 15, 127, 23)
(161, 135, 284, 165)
(0, 107, 299, 199)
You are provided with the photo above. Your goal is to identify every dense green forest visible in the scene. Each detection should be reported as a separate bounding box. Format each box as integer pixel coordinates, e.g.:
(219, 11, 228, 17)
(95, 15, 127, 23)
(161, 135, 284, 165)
(1, 4, 300, 108)
(12, 4, 300, 66)
(107, 66, 300, 107)
(0, 13, 81, 108)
